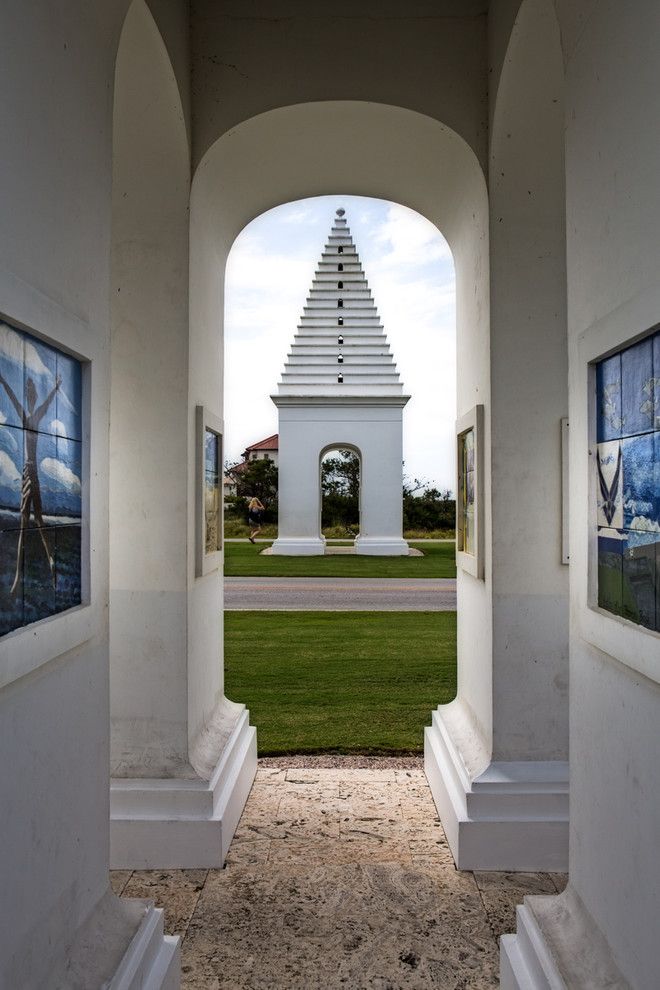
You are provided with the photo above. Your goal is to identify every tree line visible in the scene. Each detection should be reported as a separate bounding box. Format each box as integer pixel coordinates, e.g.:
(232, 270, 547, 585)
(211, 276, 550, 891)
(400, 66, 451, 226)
(225, 449, 455, 532)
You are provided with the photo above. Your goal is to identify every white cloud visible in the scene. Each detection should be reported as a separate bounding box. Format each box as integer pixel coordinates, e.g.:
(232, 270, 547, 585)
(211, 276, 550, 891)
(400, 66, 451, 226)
(49, 419, 67, 437)
(0, 411, 5, 423)
(0, 424, 19, 453)
(280, 207, 313, 225)
(373, 204, 453, 267)
(0, 322, 55, 385)
(0, 450, 21, 488)
(40, 457, 81, 492)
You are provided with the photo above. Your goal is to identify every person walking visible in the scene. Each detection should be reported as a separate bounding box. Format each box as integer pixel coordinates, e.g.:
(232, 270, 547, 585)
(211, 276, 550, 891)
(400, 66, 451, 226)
(247, 496, 265, 543)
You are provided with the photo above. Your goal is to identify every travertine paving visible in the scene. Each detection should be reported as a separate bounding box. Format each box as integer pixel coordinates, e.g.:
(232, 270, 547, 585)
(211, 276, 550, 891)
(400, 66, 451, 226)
(112, 764, 567, 989)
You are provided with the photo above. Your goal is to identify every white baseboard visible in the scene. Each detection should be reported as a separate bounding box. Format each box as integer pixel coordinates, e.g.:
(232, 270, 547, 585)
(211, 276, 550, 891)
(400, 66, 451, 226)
(270, 537, 326, 555)
(111, 710, 257, 868)
(500, 888, 628, 989)
(424, 708, 568, 871)
(500, 903, 565, 990)
(110, 904, 180, 990)
(354, 536, 410, 556)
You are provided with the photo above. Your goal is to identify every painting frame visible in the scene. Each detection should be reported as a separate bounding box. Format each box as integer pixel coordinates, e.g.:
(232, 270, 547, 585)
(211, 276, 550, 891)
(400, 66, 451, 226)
(456, 404, 484, 580)
(0, 315, 86, 639)
(576, 287, 660, 687)
(195, 405, 223, 577)
(0, 273, 96, 691)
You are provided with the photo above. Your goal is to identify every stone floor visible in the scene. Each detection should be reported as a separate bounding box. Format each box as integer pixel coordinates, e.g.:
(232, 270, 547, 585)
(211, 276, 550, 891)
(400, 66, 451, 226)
(112, 764, 567, 989)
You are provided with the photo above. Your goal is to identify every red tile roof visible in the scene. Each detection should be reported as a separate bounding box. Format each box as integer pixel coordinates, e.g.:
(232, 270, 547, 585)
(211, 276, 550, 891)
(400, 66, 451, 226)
(243, 434, 279, 453)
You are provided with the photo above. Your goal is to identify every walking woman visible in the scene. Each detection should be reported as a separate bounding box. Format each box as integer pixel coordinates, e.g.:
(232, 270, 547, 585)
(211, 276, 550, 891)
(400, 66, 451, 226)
(247, 495, 265, 543)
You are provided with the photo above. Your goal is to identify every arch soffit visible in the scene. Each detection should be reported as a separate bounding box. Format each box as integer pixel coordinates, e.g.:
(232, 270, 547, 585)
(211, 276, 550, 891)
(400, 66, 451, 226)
(189, 101, 488, 263)
(490, 0, 563, 147)
(319, 443, 363, 465)
(114, 0, 190, 152)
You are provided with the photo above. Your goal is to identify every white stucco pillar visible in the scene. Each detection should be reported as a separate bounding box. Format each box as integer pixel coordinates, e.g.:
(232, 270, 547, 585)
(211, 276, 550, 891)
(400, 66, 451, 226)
(108, 0, 256, 870)
(425, 0, 569, 872)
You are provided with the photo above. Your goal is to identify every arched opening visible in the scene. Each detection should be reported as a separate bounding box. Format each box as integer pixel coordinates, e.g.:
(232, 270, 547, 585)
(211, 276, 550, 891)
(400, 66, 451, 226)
(320, 445, 361, 544)
(190, 102, 490, 758)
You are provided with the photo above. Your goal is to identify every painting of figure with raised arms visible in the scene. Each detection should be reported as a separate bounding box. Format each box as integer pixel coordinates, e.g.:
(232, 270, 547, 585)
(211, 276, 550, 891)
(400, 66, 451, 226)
(0, 320, 82, 635)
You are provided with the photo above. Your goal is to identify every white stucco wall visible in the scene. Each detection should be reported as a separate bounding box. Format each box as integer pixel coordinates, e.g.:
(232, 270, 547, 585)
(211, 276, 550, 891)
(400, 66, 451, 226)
(560, 2, 660, 984)
(275, 404, 406, 550)
(0, 0, 134, 983)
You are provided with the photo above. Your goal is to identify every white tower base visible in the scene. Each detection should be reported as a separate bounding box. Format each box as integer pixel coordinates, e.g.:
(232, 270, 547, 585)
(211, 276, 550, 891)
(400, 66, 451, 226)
(271, 536, 326, 555)
(355, 535, 409, 556)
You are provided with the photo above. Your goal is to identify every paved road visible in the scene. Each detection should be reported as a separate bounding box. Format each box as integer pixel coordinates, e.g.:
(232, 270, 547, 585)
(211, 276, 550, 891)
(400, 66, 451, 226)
(224, 576, 457, 611)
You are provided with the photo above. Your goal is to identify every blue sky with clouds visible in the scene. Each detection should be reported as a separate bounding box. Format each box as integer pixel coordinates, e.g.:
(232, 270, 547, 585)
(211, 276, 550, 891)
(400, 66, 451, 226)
(224, 195, 456, 491)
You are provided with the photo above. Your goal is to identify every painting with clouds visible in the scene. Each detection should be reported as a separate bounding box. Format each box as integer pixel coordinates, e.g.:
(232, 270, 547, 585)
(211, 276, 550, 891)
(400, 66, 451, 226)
(596, 329, 660, 630)
(0, 320, 82, 635)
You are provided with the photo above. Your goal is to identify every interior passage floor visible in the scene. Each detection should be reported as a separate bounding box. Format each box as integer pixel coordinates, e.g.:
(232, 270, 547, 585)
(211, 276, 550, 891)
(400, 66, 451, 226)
(112, 764, 567, 989)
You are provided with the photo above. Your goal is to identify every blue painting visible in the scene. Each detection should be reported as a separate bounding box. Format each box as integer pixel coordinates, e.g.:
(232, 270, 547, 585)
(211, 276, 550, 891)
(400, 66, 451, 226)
(0, 320, 82, 636)
(596, 329, 660, 631)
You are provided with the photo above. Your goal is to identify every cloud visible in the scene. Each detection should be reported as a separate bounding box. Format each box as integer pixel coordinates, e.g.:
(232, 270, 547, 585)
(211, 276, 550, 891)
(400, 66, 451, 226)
(49, 420, 67, 437)
(280, 208, 313, 224)
(40, 457, 81, 492)
(0, 411, 5, 424)
(0, 425, 19, 454)
(372, 204, 453, 267)
(0, 322, 54, 381)
(0, 450, 21, 488)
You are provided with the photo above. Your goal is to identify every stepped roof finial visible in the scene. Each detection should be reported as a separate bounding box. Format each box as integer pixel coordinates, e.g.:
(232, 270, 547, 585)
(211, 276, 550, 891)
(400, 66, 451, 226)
(336, 208, 345, 217)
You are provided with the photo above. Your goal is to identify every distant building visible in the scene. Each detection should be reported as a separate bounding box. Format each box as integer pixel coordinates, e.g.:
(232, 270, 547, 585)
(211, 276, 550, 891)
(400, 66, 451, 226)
(223, 475, 237, 499)
(241, 434, 279, 467)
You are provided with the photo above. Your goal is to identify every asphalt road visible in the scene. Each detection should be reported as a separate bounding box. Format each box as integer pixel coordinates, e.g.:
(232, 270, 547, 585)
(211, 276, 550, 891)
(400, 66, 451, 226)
(224, 576, 457, 611)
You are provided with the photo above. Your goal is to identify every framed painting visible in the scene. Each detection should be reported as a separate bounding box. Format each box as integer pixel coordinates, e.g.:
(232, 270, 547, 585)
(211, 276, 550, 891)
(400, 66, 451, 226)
(195, 406, 223, 577)
(456, 404, 484, 579)
(0, 318, 83, 636)
(593, 328, 660, 632)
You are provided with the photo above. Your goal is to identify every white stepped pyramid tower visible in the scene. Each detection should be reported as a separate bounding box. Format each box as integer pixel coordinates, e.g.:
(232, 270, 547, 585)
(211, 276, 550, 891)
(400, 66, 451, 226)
(271, 208, 410, 556)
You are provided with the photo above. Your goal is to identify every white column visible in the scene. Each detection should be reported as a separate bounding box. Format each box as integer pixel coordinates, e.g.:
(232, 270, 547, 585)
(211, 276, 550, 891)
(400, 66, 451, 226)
(109, 0, 256, 870)
(425, 0, 569, 871)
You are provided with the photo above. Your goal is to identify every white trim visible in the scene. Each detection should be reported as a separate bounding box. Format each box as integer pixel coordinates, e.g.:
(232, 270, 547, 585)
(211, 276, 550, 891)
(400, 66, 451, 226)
(110, 905, 180, 990)
(500, 904, 566, 990)
(500, 888, 629, 989)
(576, 283, 660, 685)
(424, 708, 568, 871)
(110, 709, 257, 868)
(560, 417, 569, 565)
(272, 393, 410, 408)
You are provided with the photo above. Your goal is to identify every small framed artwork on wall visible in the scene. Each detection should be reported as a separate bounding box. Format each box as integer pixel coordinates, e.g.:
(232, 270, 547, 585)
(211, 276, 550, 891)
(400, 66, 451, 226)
(456, 404, 484, 579)
(195, 406, 223, 577)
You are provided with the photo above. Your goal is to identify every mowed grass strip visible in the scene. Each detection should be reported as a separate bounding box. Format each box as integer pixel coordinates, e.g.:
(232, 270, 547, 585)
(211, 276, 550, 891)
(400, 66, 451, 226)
(224, 541, 456, 578)
(225, 611, 457, 755)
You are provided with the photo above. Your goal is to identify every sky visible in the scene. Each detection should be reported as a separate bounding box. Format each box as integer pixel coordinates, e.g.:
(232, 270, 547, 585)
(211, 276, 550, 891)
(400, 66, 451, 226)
(224, 195, 457, 492)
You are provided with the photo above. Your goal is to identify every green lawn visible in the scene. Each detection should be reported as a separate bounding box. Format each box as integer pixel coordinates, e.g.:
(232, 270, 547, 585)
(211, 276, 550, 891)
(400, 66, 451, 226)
(224, 611, 457, 754)
(224, 541, 456, 578)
